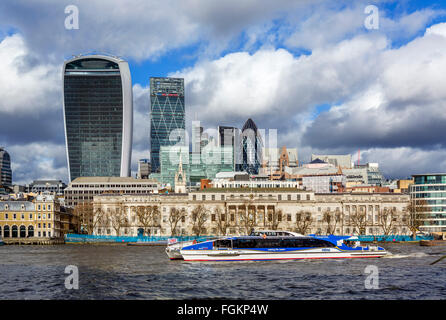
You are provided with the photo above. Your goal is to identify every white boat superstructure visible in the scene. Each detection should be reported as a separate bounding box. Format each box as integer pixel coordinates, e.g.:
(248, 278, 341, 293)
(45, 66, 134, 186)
(166, 232, 387, 262)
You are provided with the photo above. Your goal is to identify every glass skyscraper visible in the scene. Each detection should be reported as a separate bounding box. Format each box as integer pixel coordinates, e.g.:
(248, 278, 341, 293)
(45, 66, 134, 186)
(237, 118, 263, 174)
(150, 77, 185, 173)
(63, 55, 133, 182)
(0, 147, 12, 186)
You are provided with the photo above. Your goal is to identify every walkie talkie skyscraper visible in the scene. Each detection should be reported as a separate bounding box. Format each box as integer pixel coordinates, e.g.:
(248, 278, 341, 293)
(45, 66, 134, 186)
(63, 54, 133, 182)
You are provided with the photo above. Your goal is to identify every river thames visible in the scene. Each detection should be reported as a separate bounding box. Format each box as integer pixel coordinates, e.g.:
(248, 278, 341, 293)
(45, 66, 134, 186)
(0, 243, 445, 300)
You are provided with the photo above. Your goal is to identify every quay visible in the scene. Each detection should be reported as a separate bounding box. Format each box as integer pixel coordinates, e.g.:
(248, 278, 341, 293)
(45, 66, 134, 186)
(3, 237, 65, 245)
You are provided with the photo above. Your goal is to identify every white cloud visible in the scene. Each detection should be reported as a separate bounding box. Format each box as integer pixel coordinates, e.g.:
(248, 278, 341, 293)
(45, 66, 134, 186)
(9, 142, 68, 185)
(0, 34, 60, 114)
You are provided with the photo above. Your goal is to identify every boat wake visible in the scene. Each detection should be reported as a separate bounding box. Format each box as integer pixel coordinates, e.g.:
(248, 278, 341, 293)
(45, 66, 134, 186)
(383, 252, 429, 259)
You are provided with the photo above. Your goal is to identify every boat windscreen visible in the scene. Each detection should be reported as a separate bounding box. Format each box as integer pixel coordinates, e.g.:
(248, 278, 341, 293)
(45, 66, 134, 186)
(214, 239, 232, 248)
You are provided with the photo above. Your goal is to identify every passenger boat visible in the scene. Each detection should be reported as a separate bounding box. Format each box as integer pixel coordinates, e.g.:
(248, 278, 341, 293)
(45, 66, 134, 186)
(167, 230, 387, 261)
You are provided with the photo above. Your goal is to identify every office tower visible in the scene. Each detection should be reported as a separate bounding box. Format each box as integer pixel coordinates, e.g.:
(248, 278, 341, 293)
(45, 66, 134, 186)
(218, 125, 239, 170)
(150, 77, 185, 173)
(237, 118, 263, 174)
(0, 147, 12, 186)
(192, 122, 203, 155)
(137, 159, 151, 179)
(63, 54, 133, 182)
(218, 126, 237, 147)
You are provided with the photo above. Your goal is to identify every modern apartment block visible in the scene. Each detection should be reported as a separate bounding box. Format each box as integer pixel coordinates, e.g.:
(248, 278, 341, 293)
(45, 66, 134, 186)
(0, 147, 12, 186)
(150, 77, 185, 173)
(63, 54, 133, 181)
(64, 177, 159, 207)
(28, 180, 67, 195)
(410, 173, 446, 232)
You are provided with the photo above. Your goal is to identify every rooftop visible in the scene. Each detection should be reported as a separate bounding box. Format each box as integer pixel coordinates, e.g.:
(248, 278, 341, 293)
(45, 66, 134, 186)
(70, 177, 158, 184)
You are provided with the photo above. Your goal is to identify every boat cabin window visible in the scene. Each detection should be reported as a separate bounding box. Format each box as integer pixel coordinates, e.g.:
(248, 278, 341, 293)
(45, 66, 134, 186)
(232, 238, 335, 249)
(250, 231, 290, 237)
(214, 239, 232, 248)
(343, 240, 356, 247)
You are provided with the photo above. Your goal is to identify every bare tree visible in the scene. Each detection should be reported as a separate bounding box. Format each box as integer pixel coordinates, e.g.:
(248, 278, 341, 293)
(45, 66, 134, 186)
(74, 202, 106, 235)
(215, 206, 231, 236)
(168, 207, 186, 236)
(110, 205, 129, 236)
(266, 208, 282, 230)
(295, 211, 313, 235)
(349, 208, 367, 235)
(191, 205, 209, 236)
(238, 201, 257, 235)
(136, 205, 160, 236)
(403, 200, 427, 239)
(322, 210, 340, 235)
(377, 208, 397, 236)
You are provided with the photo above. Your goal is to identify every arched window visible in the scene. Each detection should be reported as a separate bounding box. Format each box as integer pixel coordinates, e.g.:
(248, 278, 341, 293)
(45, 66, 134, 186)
(4, 225, 10, 237)
(20, 225, 26, 238)
(12, 225, 18, 238)
(28, 225, 34, 237)
(0, 225, 2, 237)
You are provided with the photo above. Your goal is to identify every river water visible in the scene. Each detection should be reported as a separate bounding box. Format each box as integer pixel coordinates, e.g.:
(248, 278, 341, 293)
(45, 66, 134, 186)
(0, 243, 445, 300)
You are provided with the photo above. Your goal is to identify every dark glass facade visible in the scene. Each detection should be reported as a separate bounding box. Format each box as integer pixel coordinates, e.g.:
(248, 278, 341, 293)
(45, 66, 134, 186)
(0, 147, 12, 186)
(236, 118, 262, 174)
(64, 57, 128, 181)
(150, 77, 185, 173)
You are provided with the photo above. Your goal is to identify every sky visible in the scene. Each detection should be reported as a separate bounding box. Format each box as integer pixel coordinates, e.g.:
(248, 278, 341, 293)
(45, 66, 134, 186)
(0, 0, 446, 185)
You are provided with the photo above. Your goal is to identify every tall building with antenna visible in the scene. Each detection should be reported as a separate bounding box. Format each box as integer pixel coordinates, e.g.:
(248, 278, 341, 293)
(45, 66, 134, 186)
(63, 54, 133, 182)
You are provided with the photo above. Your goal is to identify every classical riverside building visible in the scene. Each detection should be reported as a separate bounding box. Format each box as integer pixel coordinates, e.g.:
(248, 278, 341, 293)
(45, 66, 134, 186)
(0, 147, 12, 186)
(410, 173, 446, 232)
(63, 54, 133, 181)
(150, 77, 185, 173)
(92, 189, 410, 237)
(0, 195, 64, 239)
(64, 177, 159, 208)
